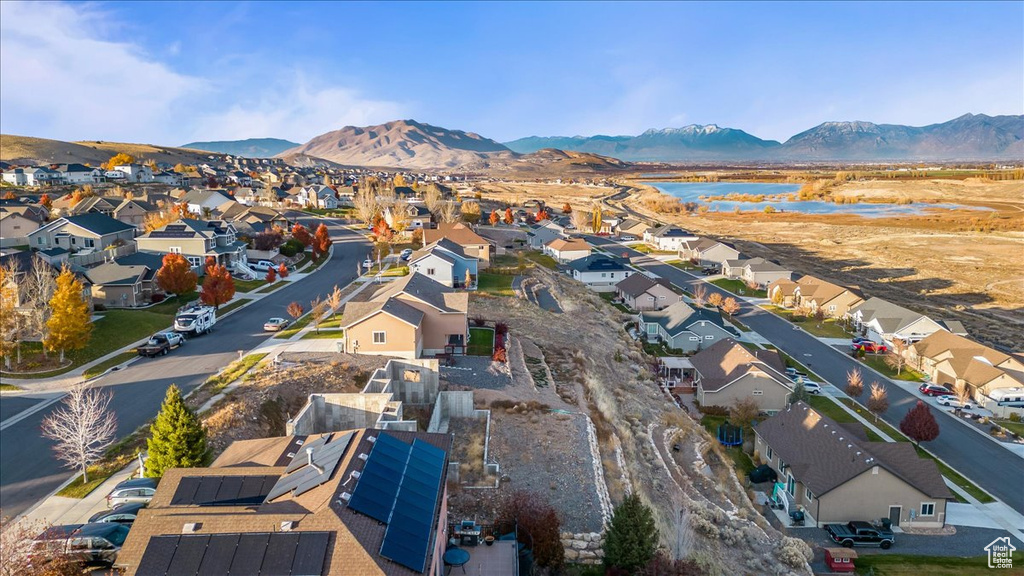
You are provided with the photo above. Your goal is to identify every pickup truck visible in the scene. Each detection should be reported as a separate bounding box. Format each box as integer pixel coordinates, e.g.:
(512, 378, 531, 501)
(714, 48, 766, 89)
(824, 521, 894, 549)
(137, 333, 184, 357)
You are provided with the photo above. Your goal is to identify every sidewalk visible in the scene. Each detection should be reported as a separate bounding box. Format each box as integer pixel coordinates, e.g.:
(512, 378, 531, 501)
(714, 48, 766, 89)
(15, 462, 140, 532)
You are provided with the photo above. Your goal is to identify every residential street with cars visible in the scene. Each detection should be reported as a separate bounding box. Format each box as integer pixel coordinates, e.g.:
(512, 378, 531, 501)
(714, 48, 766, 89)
(587, 235, 1024, 515)
(0, 219, 369, 519)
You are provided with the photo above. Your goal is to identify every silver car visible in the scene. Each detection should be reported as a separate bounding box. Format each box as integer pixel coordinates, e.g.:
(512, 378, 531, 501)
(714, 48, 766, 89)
(105, 478, 157, 508)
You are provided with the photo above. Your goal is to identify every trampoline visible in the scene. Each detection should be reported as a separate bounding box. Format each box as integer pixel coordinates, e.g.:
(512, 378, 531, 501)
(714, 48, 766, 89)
(717, 422, 743, 446)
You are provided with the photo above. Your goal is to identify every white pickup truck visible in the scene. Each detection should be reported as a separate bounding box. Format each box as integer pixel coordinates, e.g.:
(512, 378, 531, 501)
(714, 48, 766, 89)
(174, 304, 216, 336)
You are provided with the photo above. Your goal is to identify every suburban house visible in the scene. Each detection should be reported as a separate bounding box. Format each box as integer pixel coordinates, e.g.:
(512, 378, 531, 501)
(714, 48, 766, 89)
(614, 273, 681, 311)
(136, 218, 249, 272)
(639, 301, 735, 352)
(341, 273, 469, 359)
(643, 224, 698, 251)
(181, 188, 235, 217)
(27, 213, 136, 253)
(298, 185, 339, 209)
(112, 198, 158, 229)
(0, 206, 45, 247)
(55, 163, 100, 184)
(83, 254, 163, 308)
(526, 220, 565, 249)
(692, 338, 793, 412)
(723, 257, 793, 287)
(424, 223, 491, 269)
(384, 202, 434, 231)
(910, 331, 1024, 402)
(568, 254, 634, 292)
(754, 402, 953, 528)
(543, 237, 592, 263)
(613, 218, 650, 239)
(768, 275, 863, 318)
(678, 237, 740, 267)
(408, 238, 479, 288)
(111, 163, 155, 183)
(115, 429, 453, 576)
(847, 297, 948, 346)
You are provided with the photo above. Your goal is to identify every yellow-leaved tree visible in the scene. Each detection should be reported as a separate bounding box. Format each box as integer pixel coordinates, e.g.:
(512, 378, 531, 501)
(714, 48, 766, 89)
(45, 265, 93, 363)
(102, 152, 136, 170)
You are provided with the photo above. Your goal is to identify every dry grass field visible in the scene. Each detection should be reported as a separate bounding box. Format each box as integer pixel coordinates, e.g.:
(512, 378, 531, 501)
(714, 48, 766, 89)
(0, 134, 223, 166)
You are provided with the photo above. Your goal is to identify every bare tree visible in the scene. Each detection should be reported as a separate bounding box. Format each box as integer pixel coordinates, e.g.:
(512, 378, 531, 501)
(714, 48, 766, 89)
(41, 382, 117, 483)
(570, 208, 590, 232)
(353, 190, 380, 227)
(310, 297, 328, 334)
(437, 200, 461, 224)
(845, 368, 864, 398)
(729, 397, 760, 432)
(0, 516, 79, 576)
(884, 339, 909, 375)
(866, 382, 889, 422)
(326, 284, 343, 319)
(24, 257, 58, 354)
(692, 284, 708, 308)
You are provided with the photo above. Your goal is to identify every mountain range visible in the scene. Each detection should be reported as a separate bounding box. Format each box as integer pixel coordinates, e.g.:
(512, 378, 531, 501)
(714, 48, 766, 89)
(181, 138, 300, 157)
(505, 114, 1023, 162)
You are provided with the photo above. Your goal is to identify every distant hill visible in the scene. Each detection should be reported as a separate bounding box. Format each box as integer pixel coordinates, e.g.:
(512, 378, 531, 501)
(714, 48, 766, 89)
(180, 138, 300, 158)
(506, 115, 1024, 162)
(279, 119, 515, 169)
(0, 134, 226, 166)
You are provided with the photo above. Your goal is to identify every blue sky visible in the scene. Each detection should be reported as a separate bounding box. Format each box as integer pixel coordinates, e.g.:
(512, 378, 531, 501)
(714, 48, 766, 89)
(1, 1, 1021, 145)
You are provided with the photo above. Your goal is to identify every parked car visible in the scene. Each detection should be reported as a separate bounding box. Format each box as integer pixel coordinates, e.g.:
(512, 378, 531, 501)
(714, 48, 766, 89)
(88, 503, 146, 524)
(137, 332, 184, 357)
(785, 367, 808, 380)
(620, 235, 637, 241)
(824, 521, 895, 549)
(748, 464, 778, 484)
(264, 317, 290, 332)
(105, 478, 157, 508)
(701, 267, 718, 275)
(31, 523, 131, 567)
(936, 395, 974, 410)
(851, 337, 872, 345)
(801, 381, 823, 394)
(851, 341, 888, 354)
(362, 258, 373, 269)
(919, 383, 949, 397)
(250, 260, 275, 272)
(400, 248, 414, 261)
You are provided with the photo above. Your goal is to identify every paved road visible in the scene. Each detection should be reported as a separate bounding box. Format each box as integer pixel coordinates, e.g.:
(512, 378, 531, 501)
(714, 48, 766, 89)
(588, 235, 1024, 514)
(0, 219, 370, 519)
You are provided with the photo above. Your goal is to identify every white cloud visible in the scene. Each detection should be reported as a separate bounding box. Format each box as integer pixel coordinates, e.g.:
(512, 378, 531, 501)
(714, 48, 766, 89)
(188, 76, 407, 143)
(0, 1, 202, 143)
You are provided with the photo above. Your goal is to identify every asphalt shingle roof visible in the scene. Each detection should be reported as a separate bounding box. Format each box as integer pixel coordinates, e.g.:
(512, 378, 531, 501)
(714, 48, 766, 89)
(689, 338, 789, 392)
(63, 213, 136, 236)
(639, 301, 728, 336)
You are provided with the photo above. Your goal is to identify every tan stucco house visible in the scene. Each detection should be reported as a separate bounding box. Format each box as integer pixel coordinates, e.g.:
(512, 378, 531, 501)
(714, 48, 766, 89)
(910, 331, 1024, 402)
(424, 223, 491, 269)
(692, 338, 793, 412)
(27, 213, 136, 253)
(755, 402, 953, 528)
(544, 237, 592, 264)
(341, 273, 469, 359)
(615, 273, 680, 311)
(84, 256, 163, 308)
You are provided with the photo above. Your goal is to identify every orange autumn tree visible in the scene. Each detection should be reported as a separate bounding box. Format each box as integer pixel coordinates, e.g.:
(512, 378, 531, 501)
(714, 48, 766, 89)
(265, 267, 277, 283)
(156, 253, 198, 296)
(313, 223, 332, 257)
(277, 263, 289, 278)
(503, 207, 514, 224)
(199, 261, 235, 309)
(562, 203, 572, 214)
(489, 210, 500, 225)
(40, 193, 52, 209)
(291, 223, 313, 248)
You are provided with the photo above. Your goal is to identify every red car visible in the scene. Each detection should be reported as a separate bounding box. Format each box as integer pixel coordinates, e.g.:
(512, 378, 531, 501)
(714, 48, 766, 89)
(919, 383, 949, 397)
(851, 341, 888, 354)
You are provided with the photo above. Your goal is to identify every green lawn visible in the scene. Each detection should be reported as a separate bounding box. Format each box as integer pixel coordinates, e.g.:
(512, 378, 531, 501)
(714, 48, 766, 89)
(853, 552, 1023, 576)
(203, 353, 267, 394)
(83, 352, 137, 379)
(860, 355, 926, 382)
(599, 292, 632, 313)
(218, 297, 252, 315)
(667, 259, 699, 271)
(710, 278, 767, 298)
(995, 419, 1024, 437)
(56, 458, 133, 499)
(761, 305, 853, 339)
(467, 327, 495, 356)
(273, 313, 315, 339)
(524, 252, 558, 269)
(198, 275, 266, 293)
(300, 329, 343, 340)
(0, 383, 20, 391)
(476, 273, 515, 296)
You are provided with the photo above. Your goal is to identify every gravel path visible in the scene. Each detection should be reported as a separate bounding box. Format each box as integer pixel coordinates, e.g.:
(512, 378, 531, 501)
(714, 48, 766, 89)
(441, 357, 511, 390)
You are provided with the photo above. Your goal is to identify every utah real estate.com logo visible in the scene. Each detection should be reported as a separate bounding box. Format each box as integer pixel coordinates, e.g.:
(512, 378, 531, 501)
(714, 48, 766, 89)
(985, 536, 1015, 569)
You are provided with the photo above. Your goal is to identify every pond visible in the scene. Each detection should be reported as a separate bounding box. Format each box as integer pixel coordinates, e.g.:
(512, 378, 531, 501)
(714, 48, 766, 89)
(645, 181, 989, 217)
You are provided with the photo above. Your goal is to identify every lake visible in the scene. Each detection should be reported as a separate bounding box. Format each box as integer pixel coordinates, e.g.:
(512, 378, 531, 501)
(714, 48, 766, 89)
(645, 181, 988, 217)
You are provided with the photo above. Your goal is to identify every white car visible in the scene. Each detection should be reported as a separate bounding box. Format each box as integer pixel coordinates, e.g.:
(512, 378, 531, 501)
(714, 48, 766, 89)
(801, 381, 822, 395)
(263, 318, 290, 332)
(936, 395, 973, 409)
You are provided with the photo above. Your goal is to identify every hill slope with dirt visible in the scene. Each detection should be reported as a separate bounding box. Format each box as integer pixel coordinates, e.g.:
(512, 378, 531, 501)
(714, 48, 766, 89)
(1, 134, 225, 166)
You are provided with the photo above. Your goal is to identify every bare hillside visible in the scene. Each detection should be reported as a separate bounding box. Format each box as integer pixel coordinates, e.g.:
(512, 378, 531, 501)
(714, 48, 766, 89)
(0, 134, 224, 166)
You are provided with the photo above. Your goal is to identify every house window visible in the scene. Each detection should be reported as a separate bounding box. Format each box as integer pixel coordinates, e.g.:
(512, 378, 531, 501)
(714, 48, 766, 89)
(84, 238, 95, 248)
(753, 390, 763, 396)
(921, 502, 935, 516)
(646, 324, 658, 335)
(786, 474, 795, 496)
(766, 447, 773, 461)
(37, 237, 45, 245)
(372, 331, 386, 344)
(169, 247, 181, 254)
(186, 257, 201, 267)
(601, 273, 606, 278)
(71, 237, 77, 245)
(805, 487, 813, 501)
(427, 268, 436, 275)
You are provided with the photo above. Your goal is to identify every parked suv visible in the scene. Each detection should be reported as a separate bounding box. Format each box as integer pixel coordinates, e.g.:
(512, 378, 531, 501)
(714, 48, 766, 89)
(88, 502, 147, 524)
(105, 478, 157, 508)
(32, 523, 130, 567)
(919, 383, 949, 397)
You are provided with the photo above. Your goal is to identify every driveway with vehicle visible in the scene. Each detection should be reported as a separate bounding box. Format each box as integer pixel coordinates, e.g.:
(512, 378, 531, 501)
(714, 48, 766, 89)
(0, 220, 369, 519)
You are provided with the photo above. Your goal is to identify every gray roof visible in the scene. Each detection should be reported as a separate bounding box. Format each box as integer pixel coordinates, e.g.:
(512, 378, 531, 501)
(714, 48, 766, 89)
(648, 224, 692, 238)
(755, 402, 954, 500)
(376, 272, 464, 313)
(84, 261, 149, 286)
(744, 257, 789, 273)
(615, 273, 672, 299)
(849, 297, 926, 333)
(569, 254, 629, 273)
(61, 213, 135, 236)
(114, 252, 166, 269)
(342, 298, 426, 328)
(690, 338, 789, 392)
(409, 237, 473, 265)
(640, 301, 728, 336)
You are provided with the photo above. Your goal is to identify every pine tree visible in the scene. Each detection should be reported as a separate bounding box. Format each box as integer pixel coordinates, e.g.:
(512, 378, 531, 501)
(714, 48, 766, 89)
(603, 494, 659, 572)
(156, 253, 198, 296)
(145, 385, 208, 478)
(789, 381, 810, 405)
(900, 400, 940, 443)
(45, 265, 92, 362)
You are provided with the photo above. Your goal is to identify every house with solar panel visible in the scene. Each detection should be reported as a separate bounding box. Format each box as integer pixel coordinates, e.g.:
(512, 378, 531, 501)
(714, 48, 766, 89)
(136, 218, 250, 274)
(115, 429, 465, 575)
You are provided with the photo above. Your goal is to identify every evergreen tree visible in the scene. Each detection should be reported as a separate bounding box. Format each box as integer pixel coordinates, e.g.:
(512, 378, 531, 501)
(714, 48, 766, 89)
(788, 381, 810, 405)
(45, 265, 92, 362)
(145, 385, 208, 478)
(603, 494, 659, 572)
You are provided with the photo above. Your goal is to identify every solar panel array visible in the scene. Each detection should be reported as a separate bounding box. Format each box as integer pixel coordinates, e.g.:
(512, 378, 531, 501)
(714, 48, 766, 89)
(170, 475, 278, 507)
(265, 432, 354, 502)
(136, 531, 331, 576)
(346, 434, 446, 573)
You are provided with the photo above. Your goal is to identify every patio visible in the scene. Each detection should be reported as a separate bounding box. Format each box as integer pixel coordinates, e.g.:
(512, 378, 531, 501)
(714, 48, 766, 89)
(659, 356, 695, 389)
(444, 540, 518, 576)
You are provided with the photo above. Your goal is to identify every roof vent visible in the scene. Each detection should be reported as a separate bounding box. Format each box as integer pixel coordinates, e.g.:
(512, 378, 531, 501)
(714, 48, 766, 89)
(280, 521, 296, 532)
(339, 492, 352, 502)
(367, 435, 377, 443)
(286, 452, 295, 459)
(358, 453, 369, 461)
(182, 523, 202, 533)
(351, 470, 361, 479)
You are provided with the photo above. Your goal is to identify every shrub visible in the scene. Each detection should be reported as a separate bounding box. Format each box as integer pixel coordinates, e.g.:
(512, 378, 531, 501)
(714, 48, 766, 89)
(150, 294, 165, 303)
(1010, 413, 1022, 423)
(494, 322, 509, 335)
(492, 347, 507, 363)
(93, 303, 107, 312)
(698, 404, 729, 416)
(494, 490, 563, 569)
(604, 494, 658, 571)
(279, 239, 304, 257)
(471, 317, 486, 327)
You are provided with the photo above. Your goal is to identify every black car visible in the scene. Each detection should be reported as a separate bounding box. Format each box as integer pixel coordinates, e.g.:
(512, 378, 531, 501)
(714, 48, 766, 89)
(701, 267, 718, 275)
(748, 464, 778, 483)
(88, 502, 146, 524)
